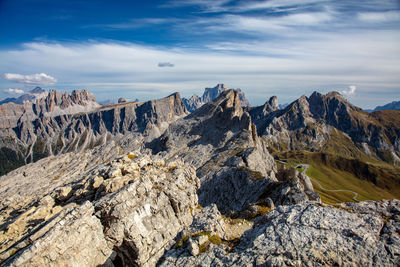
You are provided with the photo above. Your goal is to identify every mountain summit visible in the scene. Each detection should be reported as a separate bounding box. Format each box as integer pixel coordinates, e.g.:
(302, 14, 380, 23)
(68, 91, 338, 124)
(182, 84, 250, 112)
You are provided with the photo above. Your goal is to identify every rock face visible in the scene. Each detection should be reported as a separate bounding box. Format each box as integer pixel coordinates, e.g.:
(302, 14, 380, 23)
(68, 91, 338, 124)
(0, 89, 100, 129)
(1, 152, 200, 266)
(0, 91, 187, 175)
(182, 84, 250, 112)
(148, 89, 281, 214)
(250, 91, 400, 161)
(3, 202, 112, 267)
(159, 200, 400, 266)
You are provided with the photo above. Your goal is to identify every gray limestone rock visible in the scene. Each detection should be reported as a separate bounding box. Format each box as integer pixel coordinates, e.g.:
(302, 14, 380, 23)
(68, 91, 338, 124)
(0, 153, 200, 266)
(3, 201, 112, 267)
(159, 200, 400, 266)
(0, 91, 187, 175)
(148, 89, 278, 214)
(250, 91, 400, 161)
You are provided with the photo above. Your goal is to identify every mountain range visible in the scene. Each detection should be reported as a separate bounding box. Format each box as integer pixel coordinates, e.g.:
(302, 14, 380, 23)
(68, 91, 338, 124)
(374, 100, 400, 111)
(0, 87, 47, 105)
(0, 85, 399, 266)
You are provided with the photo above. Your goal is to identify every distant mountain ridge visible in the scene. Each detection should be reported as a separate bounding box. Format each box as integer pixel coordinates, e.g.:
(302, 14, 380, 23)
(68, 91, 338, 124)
(0, 87, 47, 105)
(249, 91, 400, 164)
(374, 100, 400, 111)
(0, 90, 186, 175)
(182, 83, 250, 112)
(0, 89, 100, 129)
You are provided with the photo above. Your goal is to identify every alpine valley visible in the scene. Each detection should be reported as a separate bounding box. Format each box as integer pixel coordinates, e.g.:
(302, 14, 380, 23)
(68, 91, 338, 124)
(0, 84, 399, 266)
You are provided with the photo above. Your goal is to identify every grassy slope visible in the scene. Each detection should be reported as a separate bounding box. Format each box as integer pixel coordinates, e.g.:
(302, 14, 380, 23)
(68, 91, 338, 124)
(275, 150, 400, 204)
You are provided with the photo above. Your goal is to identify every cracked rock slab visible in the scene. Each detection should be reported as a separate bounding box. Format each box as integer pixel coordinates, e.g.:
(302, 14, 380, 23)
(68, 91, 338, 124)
(159, 200, 400, 266)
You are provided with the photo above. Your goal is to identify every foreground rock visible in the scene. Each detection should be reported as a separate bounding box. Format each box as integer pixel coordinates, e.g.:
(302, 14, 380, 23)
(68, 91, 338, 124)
(160, 200, 400, 266)
(1, 153, 200, 266)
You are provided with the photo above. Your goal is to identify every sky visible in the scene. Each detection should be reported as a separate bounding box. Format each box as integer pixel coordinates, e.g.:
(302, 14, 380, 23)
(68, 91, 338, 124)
(0, 0, 399, 108)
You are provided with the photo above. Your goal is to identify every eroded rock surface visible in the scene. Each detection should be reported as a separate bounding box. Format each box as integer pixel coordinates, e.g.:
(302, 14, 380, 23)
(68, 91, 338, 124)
(0, 153, 200, 266)
(149, 89, 278, 214)
(0, 91, 187, 175)
(160, 200, 400, 266)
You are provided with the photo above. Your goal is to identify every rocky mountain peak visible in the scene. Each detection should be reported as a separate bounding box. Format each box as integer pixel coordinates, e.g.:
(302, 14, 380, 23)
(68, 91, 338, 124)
(29, 87, 45, 94)
(183, 84, 250, 112)
(33, 89, 101, 116)
(264, 96, 279, 113)
(217, 89, 242, 112)
(203, 83, 227, 102)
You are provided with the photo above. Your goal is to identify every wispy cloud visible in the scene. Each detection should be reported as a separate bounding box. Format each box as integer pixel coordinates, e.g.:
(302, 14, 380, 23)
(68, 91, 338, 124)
(3, 73, 57, 85)
(158, 62, 175, 67)
(161, 0, 233, 13)
(102, 18, 180, 29)
(358, 11, 400, 23)
(341, 85, 356, 96)
(4, 88, 24, 94)
(233, 0, 329, 12)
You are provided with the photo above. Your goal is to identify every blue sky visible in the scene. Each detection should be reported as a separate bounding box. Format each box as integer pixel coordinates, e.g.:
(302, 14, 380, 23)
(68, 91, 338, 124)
(0, 0, 399, 108)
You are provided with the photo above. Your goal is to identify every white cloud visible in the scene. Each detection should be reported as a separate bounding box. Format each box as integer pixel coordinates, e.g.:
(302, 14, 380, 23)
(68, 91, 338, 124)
(158, 62, 175, 67)
(234, 0, 328, 12)
(358, 11, 400, 23)
(341, 85, 356, 96)
(161, 0, 232, 12)
(3, 73, 57, 85)
(4, 88, 24, 94)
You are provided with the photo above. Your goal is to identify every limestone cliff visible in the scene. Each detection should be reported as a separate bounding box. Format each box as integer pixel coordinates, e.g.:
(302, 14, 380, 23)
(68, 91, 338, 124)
(0, 92, 187, 175)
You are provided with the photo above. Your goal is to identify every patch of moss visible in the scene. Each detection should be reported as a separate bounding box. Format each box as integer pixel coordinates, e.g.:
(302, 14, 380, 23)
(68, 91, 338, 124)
(199, 242, 209, 253)
(209, 234, 222, 245)
(175, 235, 190, 248)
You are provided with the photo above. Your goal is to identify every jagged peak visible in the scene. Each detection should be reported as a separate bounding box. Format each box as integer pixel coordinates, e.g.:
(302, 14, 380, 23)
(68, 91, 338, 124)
(266, 96, 278, 108)
(167, 91, 181, 99)
(29, 87, 45, 94)
(325, 91, 342, 98)
(214, 89, 241, 109)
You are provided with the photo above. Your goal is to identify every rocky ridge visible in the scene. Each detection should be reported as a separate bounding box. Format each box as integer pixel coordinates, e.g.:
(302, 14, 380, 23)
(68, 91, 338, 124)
(0, 91, 187, 175)
(0, 89, 100, 129)
(0, 151, 199, 266)
(374, 100, 400, 111)
(148, 90, 320, 215)
(250, 91, 400, 162)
